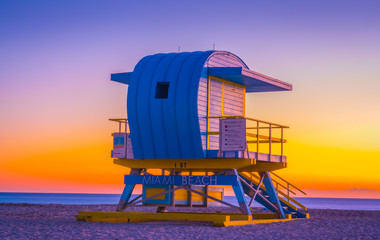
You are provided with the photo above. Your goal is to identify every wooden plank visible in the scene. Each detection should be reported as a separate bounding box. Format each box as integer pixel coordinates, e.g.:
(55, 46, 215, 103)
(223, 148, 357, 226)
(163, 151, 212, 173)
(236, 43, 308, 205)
(247, 140, 287, 143)
(246, 133, 287, 143)
(238, 162, 287, 172)
(208, 131, 287, 143)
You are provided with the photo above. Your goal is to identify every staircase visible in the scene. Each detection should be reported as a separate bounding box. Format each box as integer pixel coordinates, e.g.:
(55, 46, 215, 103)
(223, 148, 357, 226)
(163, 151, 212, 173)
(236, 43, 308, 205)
(239, 171, 308, 219)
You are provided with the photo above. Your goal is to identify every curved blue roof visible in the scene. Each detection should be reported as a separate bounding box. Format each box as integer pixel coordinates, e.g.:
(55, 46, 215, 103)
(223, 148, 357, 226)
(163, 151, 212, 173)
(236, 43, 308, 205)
(128, 51, 217, 159)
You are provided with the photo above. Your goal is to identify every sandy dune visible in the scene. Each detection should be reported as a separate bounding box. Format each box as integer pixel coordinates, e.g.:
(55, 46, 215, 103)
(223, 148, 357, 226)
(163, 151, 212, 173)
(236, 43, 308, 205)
(0, 203, 379, 239)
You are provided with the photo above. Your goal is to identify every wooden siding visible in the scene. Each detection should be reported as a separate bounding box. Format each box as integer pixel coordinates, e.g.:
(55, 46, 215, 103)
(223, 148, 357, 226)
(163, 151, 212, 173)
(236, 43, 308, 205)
(197, 75, 208, 151)
(197, 52, 248, 153)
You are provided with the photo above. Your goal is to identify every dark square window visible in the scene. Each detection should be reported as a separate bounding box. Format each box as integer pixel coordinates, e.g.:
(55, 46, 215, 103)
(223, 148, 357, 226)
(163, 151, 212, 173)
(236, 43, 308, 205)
(155, 82, 169, 99)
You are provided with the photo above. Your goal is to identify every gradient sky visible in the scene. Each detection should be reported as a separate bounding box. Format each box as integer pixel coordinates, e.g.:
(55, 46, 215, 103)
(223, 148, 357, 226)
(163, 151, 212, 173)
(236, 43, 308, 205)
(1, 0, 379, 198)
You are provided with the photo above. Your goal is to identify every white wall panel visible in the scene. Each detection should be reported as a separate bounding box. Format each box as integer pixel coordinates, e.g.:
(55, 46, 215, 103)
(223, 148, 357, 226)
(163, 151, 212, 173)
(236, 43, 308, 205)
(198, 52, 247, 152)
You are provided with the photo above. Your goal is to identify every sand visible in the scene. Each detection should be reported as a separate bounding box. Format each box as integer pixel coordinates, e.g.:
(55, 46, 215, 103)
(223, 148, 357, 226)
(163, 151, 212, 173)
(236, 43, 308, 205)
(0, 203, 379, 239)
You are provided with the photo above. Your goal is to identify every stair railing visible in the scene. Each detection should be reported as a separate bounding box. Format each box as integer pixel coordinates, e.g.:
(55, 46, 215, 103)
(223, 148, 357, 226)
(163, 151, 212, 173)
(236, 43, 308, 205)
(244, 172, 307, 211)
(270, 172, 307, 199)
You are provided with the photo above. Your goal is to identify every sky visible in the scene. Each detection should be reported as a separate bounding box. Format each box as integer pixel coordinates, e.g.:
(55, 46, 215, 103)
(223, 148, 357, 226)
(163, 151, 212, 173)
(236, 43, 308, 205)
(1, 0, 379, 198)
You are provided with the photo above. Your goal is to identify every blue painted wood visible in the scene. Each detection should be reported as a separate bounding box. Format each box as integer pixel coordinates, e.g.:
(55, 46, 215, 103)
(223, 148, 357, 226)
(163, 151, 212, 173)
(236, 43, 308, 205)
(136, 54, 166, 158)
(239, 175, 278, 213)
(127, 51, 219, 159)
(111, 72, 132, 84)
(230, 169, 251, 215)
(163, 52, 191, 158)
(261, 172, 286, 219)
(127, 55, 152, 159)
(176, 52, 204, 158)
(149, 53, 177, 158)
(119, 184, 135, 204)
(124, 175, 238, 186)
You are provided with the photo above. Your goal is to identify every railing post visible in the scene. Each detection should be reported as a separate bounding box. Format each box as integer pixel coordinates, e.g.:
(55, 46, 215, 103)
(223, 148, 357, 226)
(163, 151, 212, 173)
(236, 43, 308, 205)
(269, 124, 272, 161)
(171, 169, 176, 207)
(256, 121, 259, 156)
(189, 169, 193, 207)
(250, 172, 253, 187)
(281, 127, 283, 162)
(205, 171, 209, 207)
(287, 183, 290, 202)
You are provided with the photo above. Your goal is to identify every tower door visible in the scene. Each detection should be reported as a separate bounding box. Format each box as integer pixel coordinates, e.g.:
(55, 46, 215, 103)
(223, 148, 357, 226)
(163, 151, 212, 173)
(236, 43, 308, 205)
(207, 76, 245, 150)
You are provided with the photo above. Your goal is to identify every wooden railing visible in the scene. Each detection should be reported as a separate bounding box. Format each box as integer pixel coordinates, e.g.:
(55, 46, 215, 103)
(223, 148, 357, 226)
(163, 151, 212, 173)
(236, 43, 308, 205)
(109, 118, 129, 133)
(207, 116, 288, 160)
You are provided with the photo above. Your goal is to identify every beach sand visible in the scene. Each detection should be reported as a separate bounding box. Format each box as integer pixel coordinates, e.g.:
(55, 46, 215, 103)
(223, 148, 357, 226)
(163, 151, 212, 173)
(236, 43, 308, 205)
(0, 203, 379, 239)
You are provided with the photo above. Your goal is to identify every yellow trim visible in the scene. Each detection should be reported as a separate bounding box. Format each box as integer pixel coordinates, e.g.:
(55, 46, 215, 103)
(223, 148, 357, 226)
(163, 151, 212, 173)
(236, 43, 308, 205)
(209, 75, 245, 88)
(207, 76, 211, 150)
(208, 76, 246, 119)
(221, 81, 225, 116)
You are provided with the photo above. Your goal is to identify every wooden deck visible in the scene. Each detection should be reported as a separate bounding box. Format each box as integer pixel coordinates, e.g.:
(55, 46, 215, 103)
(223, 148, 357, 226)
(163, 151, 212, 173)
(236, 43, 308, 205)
(114, 157, 286, 172)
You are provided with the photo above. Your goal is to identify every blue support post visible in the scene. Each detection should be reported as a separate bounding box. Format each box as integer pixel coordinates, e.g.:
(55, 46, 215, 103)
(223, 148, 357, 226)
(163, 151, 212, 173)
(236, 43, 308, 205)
(260, 172, 285, 219)
(117, 168, 140, 211)
(229, 169, 251, 215)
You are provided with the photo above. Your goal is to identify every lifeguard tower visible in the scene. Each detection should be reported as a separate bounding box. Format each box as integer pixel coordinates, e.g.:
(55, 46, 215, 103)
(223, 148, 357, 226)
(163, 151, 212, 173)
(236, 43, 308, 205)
(77, 51, 309, 226)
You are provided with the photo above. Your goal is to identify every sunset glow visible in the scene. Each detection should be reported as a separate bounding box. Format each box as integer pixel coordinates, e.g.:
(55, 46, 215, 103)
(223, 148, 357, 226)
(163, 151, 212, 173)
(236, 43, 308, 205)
(1, 0, 379, 198)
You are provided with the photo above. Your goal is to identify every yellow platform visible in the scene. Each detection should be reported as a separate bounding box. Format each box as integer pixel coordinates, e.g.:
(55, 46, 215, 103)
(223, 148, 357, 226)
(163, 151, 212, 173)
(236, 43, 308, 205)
(76, 211, 296, 227)
(114, 158, 286, 172)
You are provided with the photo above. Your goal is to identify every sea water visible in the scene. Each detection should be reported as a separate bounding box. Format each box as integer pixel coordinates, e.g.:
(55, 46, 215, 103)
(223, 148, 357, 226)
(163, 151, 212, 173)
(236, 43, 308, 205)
(1, 192, 379, 210)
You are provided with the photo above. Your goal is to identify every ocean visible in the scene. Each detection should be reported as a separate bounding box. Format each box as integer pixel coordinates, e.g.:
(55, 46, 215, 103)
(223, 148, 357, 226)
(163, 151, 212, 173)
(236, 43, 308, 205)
(0, 192, 379, 210)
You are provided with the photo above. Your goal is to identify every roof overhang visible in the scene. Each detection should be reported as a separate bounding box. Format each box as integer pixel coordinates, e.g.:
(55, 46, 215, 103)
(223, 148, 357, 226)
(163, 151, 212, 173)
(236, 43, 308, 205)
(111, 67, 292, 93)
(208, 67, 292, 92)
(111, 72, 132, 85)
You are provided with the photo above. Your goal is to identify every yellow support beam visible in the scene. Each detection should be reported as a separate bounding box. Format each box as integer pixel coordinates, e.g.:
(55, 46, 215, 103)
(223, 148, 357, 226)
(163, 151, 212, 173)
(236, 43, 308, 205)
(76, 211, 295, 227)
(114, 158, 287, 172)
